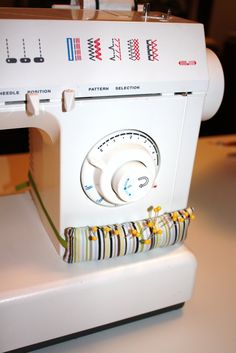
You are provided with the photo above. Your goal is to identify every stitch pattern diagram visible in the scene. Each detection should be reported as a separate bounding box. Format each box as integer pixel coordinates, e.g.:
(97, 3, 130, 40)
(73, 38, 82, 61)
(5, 38, 17, 63)
(5, 38, 45, 64)
(66, 37, 82, 61)
(127, 39, 140, 61)
(87, 38, 102, 61)
(146, 39, 159, 61)
(20, 38, 31, 63)
(109, 38, 122, 61)
(34, 38, 45, 63)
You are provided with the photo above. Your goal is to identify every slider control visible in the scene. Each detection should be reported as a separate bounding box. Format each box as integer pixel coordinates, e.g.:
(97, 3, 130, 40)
(63, 89, 75, 112)
(26, 92, 40, 116)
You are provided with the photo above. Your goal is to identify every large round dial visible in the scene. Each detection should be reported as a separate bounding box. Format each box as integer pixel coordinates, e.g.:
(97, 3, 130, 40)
(81, 130, 160, 207)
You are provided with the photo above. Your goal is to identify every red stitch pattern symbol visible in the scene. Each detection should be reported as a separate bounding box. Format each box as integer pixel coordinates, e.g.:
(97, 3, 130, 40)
(87, 38, 102, 61)
(73, 38, 82, 61)
(127, 39, 140, 61)
(146, 39, 159, 61)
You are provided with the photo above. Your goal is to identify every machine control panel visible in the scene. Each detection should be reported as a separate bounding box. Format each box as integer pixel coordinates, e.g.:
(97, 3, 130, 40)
(0, 15, 208, 103)
(81, 129, 160, 206)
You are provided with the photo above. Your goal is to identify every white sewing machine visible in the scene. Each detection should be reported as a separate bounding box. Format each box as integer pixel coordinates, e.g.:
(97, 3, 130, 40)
(0, 7, 224, 352)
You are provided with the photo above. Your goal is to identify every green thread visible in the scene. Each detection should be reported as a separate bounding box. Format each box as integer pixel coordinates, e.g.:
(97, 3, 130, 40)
(15, 181, 30, 191)
(28, 171, 67, 249)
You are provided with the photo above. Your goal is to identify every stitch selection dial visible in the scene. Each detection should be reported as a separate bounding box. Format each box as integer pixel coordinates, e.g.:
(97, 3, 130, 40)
(81, 130, 160, 206)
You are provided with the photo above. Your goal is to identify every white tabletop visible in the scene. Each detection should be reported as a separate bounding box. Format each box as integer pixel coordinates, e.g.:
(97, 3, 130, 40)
(1, 134, 236, 353)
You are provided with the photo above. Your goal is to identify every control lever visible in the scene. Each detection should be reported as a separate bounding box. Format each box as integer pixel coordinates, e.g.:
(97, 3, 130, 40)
(26, 93, 40, 116)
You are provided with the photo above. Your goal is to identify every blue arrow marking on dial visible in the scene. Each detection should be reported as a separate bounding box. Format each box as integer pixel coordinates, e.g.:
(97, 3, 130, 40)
(124, 178, 132, 196)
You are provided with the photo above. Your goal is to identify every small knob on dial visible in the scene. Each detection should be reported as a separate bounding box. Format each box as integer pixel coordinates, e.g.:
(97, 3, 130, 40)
(97, 145, 156, 205)
(112, 161, 153, 202)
